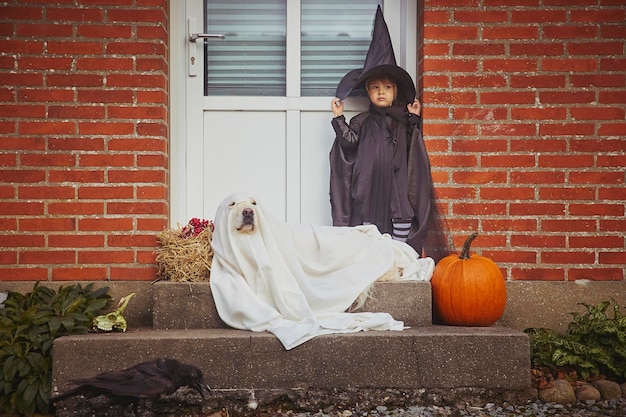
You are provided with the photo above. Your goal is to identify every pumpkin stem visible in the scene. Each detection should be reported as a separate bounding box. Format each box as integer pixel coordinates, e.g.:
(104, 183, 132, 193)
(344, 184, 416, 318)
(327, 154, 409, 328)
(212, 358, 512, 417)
(459, 232, 479, 259)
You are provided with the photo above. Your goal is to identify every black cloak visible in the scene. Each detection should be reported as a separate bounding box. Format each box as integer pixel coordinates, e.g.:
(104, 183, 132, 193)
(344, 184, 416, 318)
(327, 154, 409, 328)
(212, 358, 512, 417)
(330, 105, 450, 263)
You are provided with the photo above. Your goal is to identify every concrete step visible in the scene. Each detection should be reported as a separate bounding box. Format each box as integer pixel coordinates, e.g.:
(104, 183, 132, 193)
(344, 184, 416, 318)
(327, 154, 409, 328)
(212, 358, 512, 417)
(51, 326, 531, 396)
(151, 281, 433, 330)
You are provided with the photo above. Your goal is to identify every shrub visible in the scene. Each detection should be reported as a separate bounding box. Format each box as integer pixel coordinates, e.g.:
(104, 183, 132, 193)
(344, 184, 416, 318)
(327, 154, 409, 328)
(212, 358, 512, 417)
(525, 299, 626, 382)
(0, 282, 111, 416)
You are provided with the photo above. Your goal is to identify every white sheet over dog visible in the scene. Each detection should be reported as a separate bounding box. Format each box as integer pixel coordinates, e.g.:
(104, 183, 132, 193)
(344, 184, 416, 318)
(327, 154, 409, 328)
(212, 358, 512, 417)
(209, 193, 434, 350)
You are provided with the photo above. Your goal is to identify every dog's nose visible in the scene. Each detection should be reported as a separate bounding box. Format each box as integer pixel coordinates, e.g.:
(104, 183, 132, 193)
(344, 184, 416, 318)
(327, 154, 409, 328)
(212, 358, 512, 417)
(242, 208, 254, 218)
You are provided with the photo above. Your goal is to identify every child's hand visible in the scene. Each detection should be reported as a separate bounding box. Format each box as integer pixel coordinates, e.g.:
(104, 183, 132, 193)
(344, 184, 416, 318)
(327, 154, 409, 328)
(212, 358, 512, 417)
(407, 99, 421, 116)
(331, 98, 344, 117)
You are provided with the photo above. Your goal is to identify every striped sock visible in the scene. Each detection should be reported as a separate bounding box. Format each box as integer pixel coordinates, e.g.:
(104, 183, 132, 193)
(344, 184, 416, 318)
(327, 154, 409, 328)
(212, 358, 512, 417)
(391, 220, 411, 242)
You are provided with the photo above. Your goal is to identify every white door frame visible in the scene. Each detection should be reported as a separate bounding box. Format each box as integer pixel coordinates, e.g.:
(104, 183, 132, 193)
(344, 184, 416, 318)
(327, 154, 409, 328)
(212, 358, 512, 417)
(169, 0, 417, 227)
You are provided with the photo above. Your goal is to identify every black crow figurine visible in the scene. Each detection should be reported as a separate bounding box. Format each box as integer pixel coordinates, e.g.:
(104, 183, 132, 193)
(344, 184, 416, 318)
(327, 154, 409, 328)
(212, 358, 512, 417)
(50, 358, 210, 406)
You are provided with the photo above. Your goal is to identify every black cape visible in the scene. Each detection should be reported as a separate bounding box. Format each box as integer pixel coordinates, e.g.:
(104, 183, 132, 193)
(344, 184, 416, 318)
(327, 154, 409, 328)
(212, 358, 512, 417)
(330, 104, 450, 263)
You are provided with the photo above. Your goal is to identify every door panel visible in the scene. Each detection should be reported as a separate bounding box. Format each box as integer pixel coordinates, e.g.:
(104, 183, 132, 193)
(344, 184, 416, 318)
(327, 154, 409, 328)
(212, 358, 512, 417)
(203, 111, 287, 220)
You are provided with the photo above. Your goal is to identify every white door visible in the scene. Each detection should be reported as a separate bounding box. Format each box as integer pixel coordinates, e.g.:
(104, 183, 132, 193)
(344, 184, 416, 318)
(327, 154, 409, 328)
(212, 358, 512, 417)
(170, 0, 416, 226)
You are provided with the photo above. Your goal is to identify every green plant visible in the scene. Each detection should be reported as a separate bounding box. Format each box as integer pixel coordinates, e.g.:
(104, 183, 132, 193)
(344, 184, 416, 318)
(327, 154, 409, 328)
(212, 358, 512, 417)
(525, 299, 626, 382)
(0, 282, 111, 416)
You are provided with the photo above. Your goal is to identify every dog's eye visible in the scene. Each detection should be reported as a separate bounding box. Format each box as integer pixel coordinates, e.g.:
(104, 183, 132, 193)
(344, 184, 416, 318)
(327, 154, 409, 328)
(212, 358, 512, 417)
(251, 199, 257, 205)
(228, 201, 235, 208)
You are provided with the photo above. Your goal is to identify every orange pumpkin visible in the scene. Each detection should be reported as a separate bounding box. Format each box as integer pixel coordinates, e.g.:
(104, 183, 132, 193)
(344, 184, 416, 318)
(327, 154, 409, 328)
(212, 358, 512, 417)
(431, 232, 506, 326)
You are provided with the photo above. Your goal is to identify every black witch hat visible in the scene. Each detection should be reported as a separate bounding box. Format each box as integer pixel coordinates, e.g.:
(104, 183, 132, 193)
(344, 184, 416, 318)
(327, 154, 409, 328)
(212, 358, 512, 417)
(335, 5, 416, 105)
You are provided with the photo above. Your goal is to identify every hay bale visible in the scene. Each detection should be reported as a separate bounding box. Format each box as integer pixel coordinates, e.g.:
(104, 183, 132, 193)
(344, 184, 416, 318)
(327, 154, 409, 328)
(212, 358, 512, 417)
(155, 225, 213, 282)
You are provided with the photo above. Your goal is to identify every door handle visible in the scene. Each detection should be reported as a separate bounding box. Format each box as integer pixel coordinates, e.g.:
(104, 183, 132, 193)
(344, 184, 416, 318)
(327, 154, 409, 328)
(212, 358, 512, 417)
(189, 33, 225, 42)
(187, 18, 225, 77)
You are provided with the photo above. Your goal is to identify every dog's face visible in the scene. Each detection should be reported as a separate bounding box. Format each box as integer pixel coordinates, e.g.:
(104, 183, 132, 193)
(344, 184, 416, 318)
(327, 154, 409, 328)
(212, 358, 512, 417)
(228, 195, 258, 234)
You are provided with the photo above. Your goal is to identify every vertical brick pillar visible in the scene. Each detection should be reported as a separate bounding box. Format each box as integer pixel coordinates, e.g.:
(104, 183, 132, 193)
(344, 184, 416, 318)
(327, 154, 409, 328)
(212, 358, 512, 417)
(419, 0, 625, 281)
(0, 1, 169, 281)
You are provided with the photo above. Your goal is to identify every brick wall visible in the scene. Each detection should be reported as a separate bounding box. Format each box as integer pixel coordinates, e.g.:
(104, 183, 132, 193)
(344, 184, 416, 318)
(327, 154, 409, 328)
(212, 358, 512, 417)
(0, 1, 624, 283)
(419, 0, 625, 281)
(0, 0, 169, 281)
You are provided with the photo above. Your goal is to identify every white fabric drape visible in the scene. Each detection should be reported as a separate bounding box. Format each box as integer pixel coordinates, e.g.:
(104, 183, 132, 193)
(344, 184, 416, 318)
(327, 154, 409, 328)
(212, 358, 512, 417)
(209, 192, 434, 350)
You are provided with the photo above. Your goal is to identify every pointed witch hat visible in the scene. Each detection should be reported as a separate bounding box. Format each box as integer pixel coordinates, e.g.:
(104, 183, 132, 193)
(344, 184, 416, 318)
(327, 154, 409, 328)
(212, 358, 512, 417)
(335, 5, 416, 105)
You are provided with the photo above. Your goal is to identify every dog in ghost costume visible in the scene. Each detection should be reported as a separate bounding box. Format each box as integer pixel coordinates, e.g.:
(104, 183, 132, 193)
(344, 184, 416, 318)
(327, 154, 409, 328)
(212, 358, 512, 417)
(209, 192, 434, 350)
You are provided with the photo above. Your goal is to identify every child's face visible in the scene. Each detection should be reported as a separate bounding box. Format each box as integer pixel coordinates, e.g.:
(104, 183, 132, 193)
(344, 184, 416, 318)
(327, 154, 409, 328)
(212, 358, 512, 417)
(366, 77, 397, 108)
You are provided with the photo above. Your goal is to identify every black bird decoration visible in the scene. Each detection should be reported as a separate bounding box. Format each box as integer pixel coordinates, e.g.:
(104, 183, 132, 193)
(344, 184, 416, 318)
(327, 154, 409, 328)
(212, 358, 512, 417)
(50, 358, 210, 406)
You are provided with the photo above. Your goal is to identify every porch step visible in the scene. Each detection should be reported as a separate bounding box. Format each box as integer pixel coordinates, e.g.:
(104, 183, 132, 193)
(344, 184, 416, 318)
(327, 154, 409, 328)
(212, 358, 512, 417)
(51, 280, 532, 407)
(51, 326, 530, 394)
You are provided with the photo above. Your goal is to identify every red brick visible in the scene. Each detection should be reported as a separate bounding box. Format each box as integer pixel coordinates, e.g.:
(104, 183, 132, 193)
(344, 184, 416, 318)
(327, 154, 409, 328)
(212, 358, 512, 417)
(570, 203, 624, 216)
(511, 74, 566, 88)
(136, 250, 158, 264)
(0, 153, 16, 166)
(511, 107, 566, 120)
(0, 250, 17, 264)
(137, 218, 168, 231)
(16, 23, 73, 37)
(0, 121, 15, 134)
(0, 5, 43, 20)
(19, 121, 75, 135)
(19, 186, 75, 199)
(52, 267, 108, 281)
(21, 250, 75, 264)
(598, 154, 626, 168)
(21, 153, 75, 167)
(511, 171, 565, 184)
(47, 7, 103, 22)
(78, 122, 134, 135)
(46, 165, 103, 183)
(137, 90, 168, 104)
(539, 91, 595, 104)
(48, 234, 104, 248)
(510, 42, 563, 56)
(570, 9, 625, 22)
(483, 26, 539, 40)
(18, 57, 73, 70)
(137, 25, 167, 40)
(482, 219, 538, 232)
(77, 24, 133, 39)
(108, 8, 166, 22)
(543, 25, 598, 39)
(568, 268, 623, 282)
(511, 139, 566, 153)
(79, 153, 134, 167)
(539, 187, 595, 200)
(542, 58, 597, 72)
(109, 138, 167, 152)
(570, 171, 623, 185)
(106, 41, 166, 56)
(0, 169, 46, 183)
(78, 186, 134, 199)
(1, 73, 44, 87)
(48, 137, 105, 151)
(423, 43, 450, 56)
(571, 74, 625, 88)
(108, 234, 158, 247)
(424, 26, 479, 40)
(135, 183, 167, 199)
(108, 105, 166, 120)
(599, 90, 626, 104)
(451, 170, 508, 184)
(543, 252, 595, 264)
(78, 89, 134, 103)
(452, 107, 507, 120)
(511, 235, 566, 248)
(483, 58, 537, 72)
(78, 251, 134, 264)
(18, 88, 75, 102)
(512, 10, 566, 23)
(452, 43, 505, 56)
(137, 154, 166, 168)
(0, 234, 45, 247)
(107, 202, 167, 215)
(482, 155, 535, 168)
(0, 268, 48, 281)
(570, 236, 623, 249)
(452, 75, 507, 88)
(510, 203, 565, 216)
(542, 219, 596, 232)
(480, 187, 535, 200)
(424, 58, 478, 72)
(77, 57, 134, 71)
(538, 155, 595, 168)
(598, 252, 626, 265)
(599, 123, 626, 136)
(422, 123, 478, 136)
(106, 74, 166, 89)
(481, 123, 536, 136)
(480, 91, 535, 105)
(0, 39, 43, 54)
(0, 201, 44, 215)
(47, 73, 104, 87)
(79, 218, 134, 231)
(539, 123, 595, 136)
(47, 202, 104, 215)
(0, 104, 46, 118)
(599, 187, 626, 201)
(46, 41, 104, 55)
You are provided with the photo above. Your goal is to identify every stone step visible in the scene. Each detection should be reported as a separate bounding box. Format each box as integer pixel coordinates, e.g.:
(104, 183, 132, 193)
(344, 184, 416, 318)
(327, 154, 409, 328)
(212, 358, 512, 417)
(151, 281, 433, 330)
(51, 326, 531, 397)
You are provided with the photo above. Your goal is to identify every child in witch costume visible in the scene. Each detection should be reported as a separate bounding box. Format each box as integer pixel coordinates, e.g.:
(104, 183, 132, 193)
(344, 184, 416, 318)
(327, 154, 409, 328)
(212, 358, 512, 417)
(329, 6, 450, 263)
